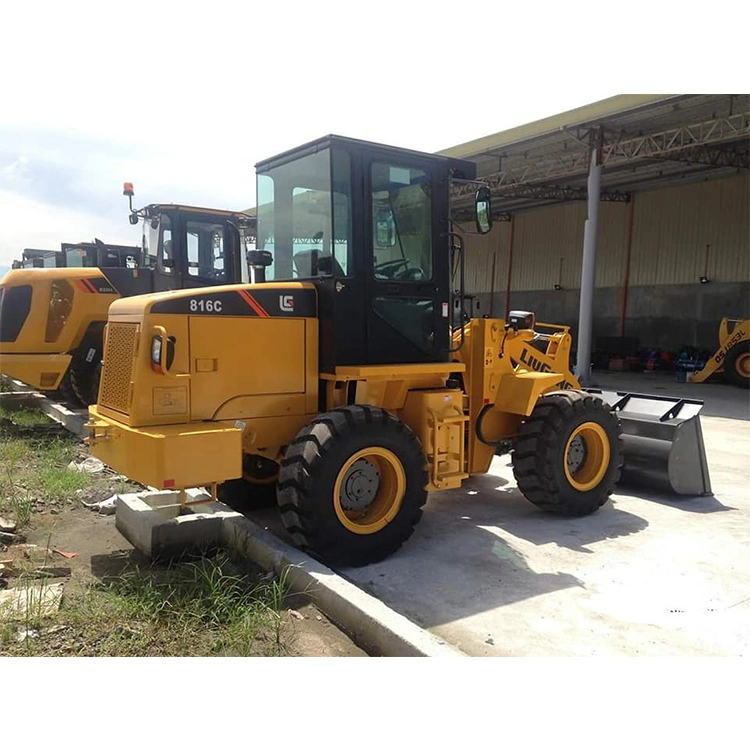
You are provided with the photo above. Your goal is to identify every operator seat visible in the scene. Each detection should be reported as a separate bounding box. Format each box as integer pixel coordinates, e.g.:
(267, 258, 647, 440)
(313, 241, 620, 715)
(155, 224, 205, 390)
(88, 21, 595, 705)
(293, 248, 345, 277)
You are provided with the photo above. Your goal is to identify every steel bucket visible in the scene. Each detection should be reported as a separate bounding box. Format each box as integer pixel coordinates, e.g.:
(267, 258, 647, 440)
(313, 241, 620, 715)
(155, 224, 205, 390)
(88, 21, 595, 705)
(587, 390, 712, 497)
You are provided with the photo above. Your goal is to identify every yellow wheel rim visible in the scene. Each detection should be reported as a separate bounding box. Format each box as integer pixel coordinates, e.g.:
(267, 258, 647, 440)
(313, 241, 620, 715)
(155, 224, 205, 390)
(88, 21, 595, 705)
(333, 447, 406, 535)
(735, 352, 750, 378)
(563, 422, 610, 492)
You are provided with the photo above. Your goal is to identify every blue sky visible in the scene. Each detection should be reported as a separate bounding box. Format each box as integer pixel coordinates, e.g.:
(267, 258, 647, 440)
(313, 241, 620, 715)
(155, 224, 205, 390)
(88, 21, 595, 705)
(0, 1, 741, 271)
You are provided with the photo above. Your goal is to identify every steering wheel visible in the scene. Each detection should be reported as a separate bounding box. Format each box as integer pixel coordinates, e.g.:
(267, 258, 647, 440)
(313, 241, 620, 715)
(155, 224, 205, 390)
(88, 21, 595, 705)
(374, 258, 410, 278)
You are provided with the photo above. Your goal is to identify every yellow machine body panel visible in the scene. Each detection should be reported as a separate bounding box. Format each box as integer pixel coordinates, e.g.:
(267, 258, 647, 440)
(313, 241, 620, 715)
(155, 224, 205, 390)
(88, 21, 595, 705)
(0, 354, 73, 390)
(399, 389, 468, 491)
(321, 362, 463, 412)
(190, 316, 314, 421)
(87, 408, 243, 490)
(89, 282, 321, 487)
(0, 267, 119, 388)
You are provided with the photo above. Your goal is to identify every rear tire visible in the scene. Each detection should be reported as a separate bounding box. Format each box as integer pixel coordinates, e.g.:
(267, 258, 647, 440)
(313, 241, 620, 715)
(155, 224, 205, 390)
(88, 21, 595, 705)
(52, 369, 82, 407)
(512, 390, 622, 516)
(277, 405, 428, 567)
(70, 361, 102, 406)
(217, 454, 279, 510)
(724, 341, 750, 389)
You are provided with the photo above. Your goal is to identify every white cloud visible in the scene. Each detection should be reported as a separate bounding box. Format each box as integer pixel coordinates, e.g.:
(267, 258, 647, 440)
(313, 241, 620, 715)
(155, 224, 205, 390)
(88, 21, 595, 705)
(1, 155, 30, 181)
(0, 189, 140, 264)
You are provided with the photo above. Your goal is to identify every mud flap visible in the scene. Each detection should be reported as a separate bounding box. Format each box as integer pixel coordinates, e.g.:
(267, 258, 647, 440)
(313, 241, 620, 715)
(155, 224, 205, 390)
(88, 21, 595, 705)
(586, 390, 712, 497)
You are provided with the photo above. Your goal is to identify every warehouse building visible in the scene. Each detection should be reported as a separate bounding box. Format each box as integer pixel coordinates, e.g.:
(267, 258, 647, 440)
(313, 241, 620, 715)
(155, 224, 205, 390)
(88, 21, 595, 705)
(440, 94, 749, 374)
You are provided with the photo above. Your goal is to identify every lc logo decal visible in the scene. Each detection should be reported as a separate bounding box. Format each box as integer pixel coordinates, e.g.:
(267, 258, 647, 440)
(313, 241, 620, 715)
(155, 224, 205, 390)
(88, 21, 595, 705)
(280, 295, 294, 312)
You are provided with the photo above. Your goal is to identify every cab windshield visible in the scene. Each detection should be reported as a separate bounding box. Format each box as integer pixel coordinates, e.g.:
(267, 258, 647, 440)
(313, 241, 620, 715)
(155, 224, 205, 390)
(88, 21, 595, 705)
(257, 148, 352, 281)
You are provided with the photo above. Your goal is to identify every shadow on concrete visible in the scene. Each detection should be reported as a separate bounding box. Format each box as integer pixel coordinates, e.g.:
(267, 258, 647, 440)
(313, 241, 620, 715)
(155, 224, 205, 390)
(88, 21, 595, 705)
(458, 473, 650, 554)
(242, 477, 649, 631)
(621, 489, 736, 514)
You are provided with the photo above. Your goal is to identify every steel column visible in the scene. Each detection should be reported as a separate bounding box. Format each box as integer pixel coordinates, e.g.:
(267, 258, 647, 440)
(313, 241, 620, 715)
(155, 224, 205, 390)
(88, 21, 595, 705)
(505, 215, 516, 319)
(575, 148, 602, 383)
(620, 196, 635, 337)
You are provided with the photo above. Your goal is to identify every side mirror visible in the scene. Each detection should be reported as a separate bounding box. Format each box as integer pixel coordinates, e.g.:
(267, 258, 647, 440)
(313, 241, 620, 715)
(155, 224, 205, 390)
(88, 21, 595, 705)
(246, 250, 273, 268)
(128, 214, 139, 225)
(475, 187, 492, 235)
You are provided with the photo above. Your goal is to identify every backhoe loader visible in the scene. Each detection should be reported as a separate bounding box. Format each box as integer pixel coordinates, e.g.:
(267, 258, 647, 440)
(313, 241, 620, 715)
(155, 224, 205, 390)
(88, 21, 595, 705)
(87, 135, 712, 567)
(0, 189, 256, 406)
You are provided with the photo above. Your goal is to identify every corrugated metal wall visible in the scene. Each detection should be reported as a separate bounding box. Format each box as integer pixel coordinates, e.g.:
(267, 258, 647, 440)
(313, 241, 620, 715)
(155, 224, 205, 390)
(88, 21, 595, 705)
(464, 174, 749, 293)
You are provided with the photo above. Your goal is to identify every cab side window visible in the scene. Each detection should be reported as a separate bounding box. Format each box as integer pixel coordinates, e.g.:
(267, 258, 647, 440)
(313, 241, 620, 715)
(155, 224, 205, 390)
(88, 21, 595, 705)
(157, 215, 174, 274)
(186, 221, 226, 281)
(371, 163, 432, 283)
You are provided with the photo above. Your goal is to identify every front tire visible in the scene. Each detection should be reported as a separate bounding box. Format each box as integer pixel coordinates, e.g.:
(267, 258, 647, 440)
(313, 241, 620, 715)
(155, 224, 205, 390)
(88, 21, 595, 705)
(277, 405, 428, 567)
(512, 390, 622, 516)
(724, 341, 750, 389)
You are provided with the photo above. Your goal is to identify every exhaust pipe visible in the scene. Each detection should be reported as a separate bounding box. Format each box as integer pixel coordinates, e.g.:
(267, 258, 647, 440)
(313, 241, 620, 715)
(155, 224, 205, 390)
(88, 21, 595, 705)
(587, 390, 712, 497)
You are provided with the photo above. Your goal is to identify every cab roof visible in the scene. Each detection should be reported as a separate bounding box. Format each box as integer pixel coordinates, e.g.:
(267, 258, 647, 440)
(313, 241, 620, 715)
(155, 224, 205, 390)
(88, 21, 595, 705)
(255, 134, 477, 181)
(146, 204, 257, 223)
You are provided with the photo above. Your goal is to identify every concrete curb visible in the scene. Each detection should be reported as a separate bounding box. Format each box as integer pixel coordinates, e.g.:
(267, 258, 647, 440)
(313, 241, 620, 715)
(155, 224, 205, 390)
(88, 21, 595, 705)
(0, 378, 88, 439)
(114, 491, 465, 657)
(223, 514, 465, 658)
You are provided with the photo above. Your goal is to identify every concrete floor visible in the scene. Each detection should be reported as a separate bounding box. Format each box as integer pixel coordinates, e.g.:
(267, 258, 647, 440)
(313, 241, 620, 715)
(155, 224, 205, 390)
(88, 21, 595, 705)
(249, 372, 750, 656)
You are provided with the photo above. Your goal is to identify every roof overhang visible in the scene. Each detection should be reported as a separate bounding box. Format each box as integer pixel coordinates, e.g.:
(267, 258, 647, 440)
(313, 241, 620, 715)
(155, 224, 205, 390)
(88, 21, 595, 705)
(443, 94, 749, 218)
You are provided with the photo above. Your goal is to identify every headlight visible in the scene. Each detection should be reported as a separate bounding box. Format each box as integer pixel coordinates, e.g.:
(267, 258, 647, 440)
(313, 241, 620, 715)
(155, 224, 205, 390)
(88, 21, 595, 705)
(150, 334, 163, 373)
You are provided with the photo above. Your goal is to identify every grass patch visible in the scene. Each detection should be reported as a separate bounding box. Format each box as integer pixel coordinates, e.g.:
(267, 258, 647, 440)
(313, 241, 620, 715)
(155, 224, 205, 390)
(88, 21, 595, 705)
(38, 467, 91, 498)
(1, 552, 294, 656)
(0, 404, 52, 427)
(0, 437, 28, 471)
(0, 429, 89, 527)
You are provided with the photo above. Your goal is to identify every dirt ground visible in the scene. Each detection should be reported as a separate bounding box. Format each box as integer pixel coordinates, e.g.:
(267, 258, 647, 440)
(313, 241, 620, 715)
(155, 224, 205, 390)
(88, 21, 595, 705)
(8, 507, 367, 656)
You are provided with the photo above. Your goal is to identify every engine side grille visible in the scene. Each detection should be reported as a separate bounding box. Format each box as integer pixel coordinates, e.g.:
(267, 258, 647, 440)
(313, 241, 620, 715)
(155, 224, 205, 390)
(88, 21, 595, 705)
(99, 322, 139, 414)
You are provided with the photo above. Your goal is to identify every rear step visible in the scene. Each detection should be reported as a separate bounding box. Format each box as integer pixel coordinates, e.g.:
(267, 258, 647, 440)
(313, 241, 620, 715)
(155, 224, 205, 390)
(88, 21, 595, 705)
(586, 389, 712, 497)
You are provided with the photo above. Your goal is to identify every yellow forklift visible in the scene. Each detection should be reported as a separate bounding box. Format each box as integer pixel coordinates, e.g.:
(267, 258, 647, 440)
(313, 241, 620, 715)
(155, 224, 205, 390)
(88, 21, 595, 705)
(0, 188, 256, 406)
(87, 136, 712, 567)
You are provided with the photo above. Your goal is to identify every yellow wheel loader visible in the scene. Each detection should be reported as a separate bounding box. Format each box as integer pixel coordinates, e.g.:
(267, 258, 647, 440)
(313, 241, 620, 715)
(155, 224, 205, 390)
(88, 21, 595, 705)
(689, 318, 750, 389)
(0, 189, 256, 407)
(87, 135, 712, 567)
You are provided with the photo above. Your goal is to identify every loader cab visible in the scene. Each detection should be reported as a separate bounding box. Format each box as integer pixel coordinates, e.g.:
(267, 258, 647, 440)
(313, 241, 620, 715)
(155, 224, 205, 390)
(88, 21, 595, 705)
(255, 135, 483, 372)
(139, 205, 251, 290)
(18, 249, 65, 269)
(62, 242, 142, 269)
